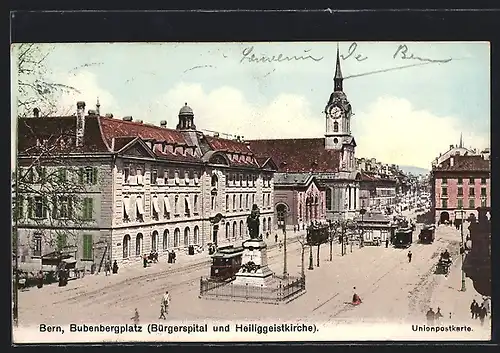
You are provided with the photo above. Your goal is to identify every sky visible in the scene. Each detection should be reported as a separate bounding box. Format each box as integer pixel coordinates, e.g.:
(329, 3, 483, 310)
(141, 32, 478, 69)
(11, 42, 490, 170)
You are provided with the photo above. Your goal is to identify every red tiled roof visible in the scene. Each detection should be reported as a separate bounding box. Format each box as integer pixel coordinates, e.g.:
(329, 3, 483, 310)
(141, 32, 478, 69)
(204, 136, 253, 154)
(17, 116, 110, 154)
(433, 155, 490, 172)
(99, 117, 194, 147)
(152, 145, 201, 163)
(247, 138, 340, 173)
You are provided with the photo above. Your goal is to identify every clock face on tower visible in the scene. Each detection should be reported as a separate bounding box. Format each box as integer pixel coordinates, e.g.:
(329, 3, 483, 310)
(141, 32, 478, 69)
(327, 105, 342, 119)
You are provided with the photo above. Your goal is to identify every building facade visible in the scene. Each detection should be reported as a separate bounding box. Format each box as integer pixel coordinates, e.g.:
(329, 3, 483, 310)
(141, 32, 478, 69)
(16, 102, 276, 267)
(248, 46, 361, 226)
(431, 154, 490, 225)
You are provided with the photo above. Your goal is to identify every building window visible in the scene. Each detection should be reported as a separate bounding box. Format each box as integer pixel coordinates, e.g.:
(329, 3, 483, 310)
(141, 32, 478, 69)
(481, 198, 487, 207)
(33, 196, 46, 219)
(164, 169, 169, 185)
(151, 169, 158, 184)
(441, 187, 447, 196)
(245, 194, 249, 209)
(174, 171, 180, 185)
(184, 171, 190, 185)
(469, 188, 475, 196)
(123, 234, 130, 259)
(35, 166, 46, 183)
(481, 188, 487, 197)
(326, 188, 332, 210)
(152, 197, 159, 220)
(194, 226, 199, 245)
(267, 194, 271, 207)
(81, 167, 98, 185)
(33, 234, 42, 257)
(82, 198, 94, 220)
(135, 233, 143, 256)
(333, 121, 339, 132)
(185, 196, 190, 216)
(457, 198, 463, 208)
(457, 187, 463, 196)
(233, 195, 236, 210)
(239, 194, 243, 210)
(226, 195, 229, 211)
(457, 178, 463, 185)
(468, 199, 475, 209)
(82, 234, 93, 260)
(56, 233, 67, 251)
(469, 177, 474, 184)
(239, 174, 243, 186)
(174, 228, 180, 247)
(163, 230, 169, 251)
(442, 199, 448, 208)
(481, 178, 487, 185)
(174, 195, 179, 214)
(252, 175, 256, 187)
(194, 195, 199, 213)
(442, 178, 447, 185)
(17, 195, 24, 220)
(184, 227, 190, 246)
(211, 174, 218, 188)
(58, 196, 70, 219)
(123, 167, 130, 184)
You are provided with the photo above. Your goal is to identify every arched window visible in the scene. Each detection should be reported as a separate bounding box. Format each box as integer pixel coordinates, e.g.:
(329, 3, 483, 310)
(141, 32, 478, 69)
(123, 234, 131, 259)
(226, 195, 229, 210)
(135, 233, 143, 256)
(226, 223, 230, 239)
(245, 194, 249, 209)
(232, 195, 236, 210)
(268, 217, 271, 232)
(194, 226, 199, 245)
(239, 220, 244, 239)
(263, 218, 266, 233)
(174, 195, 179, 214)
(151, 230, 158, 252)
(232, 221, 237, 239)
(211, 174, 218, 188)
(174, 228, 180, 247)
(333, 121, 339, 132)
(239, 194, 243, 209)
(184, 227, 190, 246)
(163, 230, 169, 251)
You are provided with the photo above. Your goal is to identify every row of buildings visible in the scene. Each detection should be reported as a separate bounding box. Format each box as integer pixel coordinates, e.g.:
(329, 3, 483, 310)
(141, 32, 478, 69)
(431, 137, 491, 224)
(15, 47, 417, 267)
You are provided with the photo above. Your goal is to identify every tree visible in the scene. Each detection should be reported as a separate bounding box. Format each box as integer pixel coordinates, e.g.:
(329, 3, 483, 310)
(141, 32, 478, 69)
(297, 233, 307, 278)
(15, 43, 80, 117)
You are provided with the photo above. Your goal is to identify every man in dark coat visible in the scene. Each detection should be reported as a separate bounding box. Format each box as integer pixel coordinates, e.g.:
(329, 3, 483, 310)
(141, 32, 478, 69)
(112, 260, 119, 274)
(478, 303, 487, 325)
(408, 251, 412, 263)
(385, 238, 389, 248)
(426, 308, 435, 326)
(470, 300, 478, 319)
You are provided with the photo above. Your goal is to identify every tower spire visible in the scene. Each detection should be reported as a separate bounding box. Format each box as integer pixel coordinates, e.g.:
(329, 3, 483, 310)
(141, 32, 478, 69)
(459, 132, 463, 148)
(334, 42, 343, 92)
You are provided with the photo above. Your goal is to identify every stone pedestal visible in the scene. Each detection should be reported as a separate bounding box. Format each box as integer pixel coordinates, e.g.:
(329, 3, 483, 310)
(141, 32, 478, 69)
(233, 239, 275, 287)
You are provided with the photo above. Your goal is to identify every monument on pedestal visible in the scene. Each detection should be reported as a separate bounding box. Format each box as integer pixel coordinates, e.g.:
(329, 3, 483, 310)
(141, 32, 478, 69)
(233, 204, 275, 287)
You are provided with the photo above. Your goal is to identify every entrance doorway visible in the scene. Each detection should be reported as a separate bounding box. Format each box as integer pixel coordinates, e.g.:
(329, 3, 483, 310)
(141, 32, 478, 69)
(440, 211, 450, 224)
(212, 225, 219, 245)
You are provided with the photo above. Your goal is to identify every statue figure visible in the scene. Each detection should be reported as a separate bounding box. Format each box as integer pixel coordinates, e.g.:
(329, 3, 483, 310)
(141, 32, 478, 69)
(247, 204, 261, 240)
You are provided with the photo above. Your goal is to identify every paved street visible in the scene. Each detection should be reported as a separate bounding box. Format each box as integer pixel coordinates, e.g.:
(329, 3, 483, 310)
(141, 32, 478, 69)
(17, 222, 490, 337)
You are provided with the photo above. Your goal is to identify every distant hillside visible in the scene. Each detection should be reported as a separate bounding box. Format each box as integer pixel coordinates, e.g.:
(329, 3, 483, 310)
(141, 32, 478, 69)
(398, 165, 430, 176)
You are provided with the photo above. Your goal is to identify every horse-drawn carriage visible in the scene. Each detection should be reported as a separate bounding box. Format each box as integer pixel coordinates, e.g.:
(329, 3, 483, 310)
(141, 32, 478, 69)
(419, 224, 436, 244)
(435, 250, 452, 275)
(209, 245, 244, 281)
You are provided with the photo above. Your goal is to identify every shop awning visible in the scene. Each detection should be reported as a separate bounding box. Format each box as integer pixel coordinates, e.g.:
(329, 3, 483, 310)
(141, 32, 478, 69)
(164, 196, 171, 213)
(136, 197, 144, 215)
(153, 197, 160, 213)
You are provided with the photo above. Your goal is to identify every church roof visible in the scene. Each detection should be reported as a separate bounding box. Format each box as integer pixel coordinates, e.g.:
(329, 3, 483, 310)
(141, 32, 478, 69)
(247, 138, 341, 173)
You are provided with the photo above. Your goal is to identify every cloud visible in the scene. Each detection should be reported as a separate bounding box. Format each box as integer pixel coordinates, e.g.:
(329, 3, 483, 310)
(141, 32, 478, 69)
(351, 96, 490, 169)
(154, 82, 323, 139)
(54, 70, 119, 116)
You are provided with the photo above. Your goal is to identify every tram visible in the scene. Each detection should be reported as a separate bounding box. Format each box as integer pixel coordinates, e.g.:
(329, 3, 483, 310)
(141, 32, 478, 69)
(209, 245, 244, 281)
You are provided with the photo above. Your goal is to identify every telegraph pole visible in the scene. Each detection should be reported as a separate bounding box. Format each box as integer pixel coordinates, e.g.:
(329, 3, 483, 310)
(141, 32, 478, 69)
(283, 216, 287, 277)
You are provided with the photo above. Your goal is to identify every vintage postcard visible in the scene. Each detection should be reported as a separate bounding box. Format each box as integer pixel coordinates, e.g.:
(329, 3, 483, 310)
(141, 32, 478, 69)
(11, 42, 491, 343)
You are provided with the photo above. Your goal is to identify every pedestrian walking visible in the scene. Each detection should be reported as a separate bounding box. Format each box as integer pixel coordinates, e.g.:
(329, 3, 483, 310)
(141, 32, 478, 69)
(478, 303, 487, 325)
(131, 308, 140, 325)
(266, 232, 269, 239)
(470, 300, 478, 319)
(275, 234, 278, 243)
(473, 300, 480, 319)
(158, 302, 166, 320)
(104, 259, 111, 276)
(36, 270, 44, 289)
(482, 297, 491, 315)
(143, 254, 148, 268)
(434, 307, 443, 324)
(112, 260, 119, 274)
(407, 251, 412, 263)
(162, 291, 171, 316)
(385, 238, 389, 248)
(426, 308, 435, 326)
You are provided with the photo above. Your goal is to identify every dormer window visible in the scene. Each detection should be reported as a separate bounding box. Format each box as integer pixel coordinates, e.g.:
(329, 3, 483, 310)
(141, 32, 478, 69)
(174, 171, 180, 185)
(123, 167, 130, 184)
(137, 168, 143, 185)
(184, 171, 190, 185)
(194, 172, 199, 184)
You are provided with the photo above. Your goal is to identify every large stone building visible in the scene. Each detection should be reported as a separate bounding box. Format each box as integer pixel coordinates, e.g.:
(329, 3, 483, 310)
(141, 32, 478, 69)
(248, 47, 361, 226)
(431, 153, 490, 225)
(16, 102, 276, 267)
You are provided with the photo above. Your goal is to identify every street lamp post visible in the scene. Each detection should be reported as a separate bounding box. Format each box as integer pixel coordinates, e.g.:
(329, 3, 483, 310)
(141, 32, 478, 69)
(458, 207, 466, 292)
(308, 243, 314, 270)
(283, 214, 287, 277)
(359, 208, 367, 248)
(328, 219, 334, 261)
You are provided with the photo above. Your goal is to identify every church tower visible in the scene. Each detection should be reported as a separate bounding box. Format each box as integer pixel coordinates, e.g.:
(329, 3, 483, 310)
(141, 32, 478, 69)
(324, 44, 356, 171)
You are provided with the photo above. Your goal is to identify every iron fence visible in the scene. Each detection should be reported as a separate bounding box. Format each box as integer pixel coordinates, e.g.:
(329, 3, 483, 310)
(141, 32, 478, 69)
(199, 274, 306, 304)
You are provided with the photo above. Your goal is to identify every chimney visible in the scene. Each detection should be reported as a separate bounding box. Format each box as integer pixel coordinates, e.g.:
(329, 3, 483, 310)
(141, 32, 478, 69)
(76, 101, 86, 147)
(450, 157, 454, 167)
(122, 116, 133, 121)
(33, 108, 40, 118)
(449, 144, 454, 150)
(105, 113, 114, 118)
(88, 109, 97, 116)
(214, 132, 219, 138)
(160, 120, 167, 128)
(136, 119, 143, 124)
